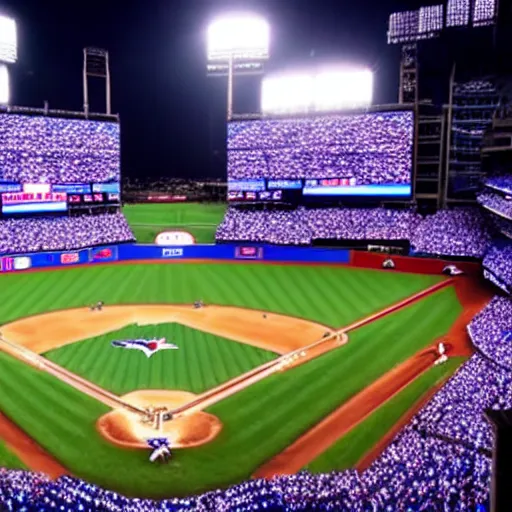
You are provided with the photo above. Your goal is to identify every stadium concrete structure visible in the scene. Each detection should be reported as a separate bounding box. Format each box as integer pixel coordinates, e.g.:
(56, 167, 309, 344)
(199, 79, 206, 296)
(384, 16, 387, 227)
(1, 5, 512, 512)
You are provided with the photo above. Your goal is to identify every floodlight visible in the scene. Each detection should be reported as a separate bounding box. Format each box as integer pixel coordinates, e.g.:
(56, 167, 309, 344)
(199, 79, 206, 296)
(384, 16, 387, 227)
(207, 14, 270, 61)
(261, 73, 314, 114)
(261, 68, 373, 115)
(0, 15, 16, 64)
(0, 64, 8, 104)
(388, 10, 420, 44)
(473, 0, 497, 27)
(446, 0, 470, 27)
(313, 68, 373, 111)
(418, 5, 444, 36)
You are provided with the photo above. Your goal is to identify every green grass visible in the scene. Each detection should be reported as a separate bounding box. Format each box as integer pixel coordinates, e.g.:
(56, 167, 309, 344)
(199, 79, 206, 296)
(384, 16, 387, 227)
(305, 357, 466, 473)
(0, 264, 460, 497)
(45, 323, 277, 395)
(0, 439, 26, 470)
(123, 203, 226, 243)
(0, 263, 440, 328)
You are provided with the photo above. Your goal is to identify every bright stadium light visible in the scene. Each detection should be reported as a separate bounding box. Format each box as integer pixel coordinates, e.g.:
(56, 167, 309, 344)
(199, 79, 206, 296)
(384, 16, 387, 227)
(0, 15, 17, 64)
(207, 13, 270, 121)
(0, 64, 9, 104)
(261, 73, 314, 115)
(313, 68, 373, 111)
(207, 14, 270, 61)
(261, 67, 373, 115)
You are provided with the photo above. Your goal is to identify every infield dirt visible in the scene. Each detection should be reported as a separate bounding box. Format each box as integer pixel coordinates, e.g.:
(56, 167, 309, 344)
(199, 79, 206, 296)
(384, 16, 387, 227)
(98, 390, 223, 449)
(1, 304, 332, 355)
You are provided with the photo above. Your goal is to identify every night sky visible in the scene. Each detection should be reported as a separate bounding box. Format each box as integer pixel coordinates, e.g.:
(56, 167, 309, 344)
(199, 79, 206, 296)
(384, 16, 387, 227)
(4, 0, 431, 179)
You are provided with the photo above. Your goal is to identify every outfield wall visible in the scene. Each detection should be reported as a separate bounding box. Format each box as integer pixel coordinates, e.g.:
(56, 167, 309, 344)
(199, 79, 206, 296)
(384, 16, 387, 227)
(0, 243, 482, 275)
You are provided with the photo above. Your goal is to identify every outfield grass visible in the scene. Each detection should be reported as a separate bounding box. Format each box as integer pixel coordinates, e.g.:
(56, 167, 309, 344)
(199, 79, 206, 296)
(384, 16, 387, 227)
(45, 323, 277, 395)
(0, 263, 440, 328)
(305, 357, 466, 473)
(0, 440, 26, 470)
(123, 203, 226, 244)
(0, 262, 460, 497)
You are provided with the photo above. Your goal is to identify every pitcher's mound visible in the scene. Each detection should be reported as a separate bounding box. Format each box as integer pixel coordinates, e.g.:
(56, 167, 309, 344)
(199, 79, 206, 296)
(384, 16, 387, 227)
(97, 390, 222, 449)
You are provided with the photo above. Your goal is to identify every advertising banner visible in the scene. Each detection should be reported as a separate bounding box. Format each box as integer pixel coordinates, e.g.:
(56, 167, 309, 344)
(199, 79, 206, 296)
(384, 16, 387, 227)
(89, 246, 118, 263)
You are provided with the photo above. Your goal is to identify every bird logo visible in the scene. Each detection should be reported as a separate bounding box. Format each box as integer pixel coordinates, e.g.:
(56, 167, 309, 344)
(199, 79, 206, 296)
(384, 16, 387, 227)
(111, 338, 178, 358)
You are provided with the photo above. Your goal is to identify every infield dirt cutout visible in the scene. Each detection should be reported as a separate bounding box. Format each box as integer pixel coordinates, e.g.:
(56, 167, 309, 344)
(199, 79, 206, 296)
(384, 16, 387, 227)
(1, 304, 333, 355)
(97, 390, 223, 449)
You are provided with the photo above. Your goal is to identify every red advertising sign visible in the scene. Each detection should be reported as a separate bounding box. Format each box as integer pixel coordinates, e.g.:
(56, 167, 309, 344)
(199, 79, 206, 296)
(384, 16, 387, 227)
(93, 248, 113, 261)
(61, 253, 80, 264)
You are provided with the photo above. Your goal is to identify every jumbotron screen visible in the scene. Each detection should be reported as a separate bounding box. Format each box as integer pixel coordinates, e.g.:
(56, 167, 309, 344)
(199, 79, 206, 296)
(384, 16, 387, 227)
(0, 113, 120, 184)
(227, 110, 414, 201)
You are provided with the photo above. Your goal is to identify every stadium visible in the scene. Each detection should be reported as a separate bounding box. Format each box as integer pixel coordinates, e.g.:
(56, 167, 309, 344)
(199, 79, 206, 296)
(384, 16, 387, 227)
(0, 1, 511, 511)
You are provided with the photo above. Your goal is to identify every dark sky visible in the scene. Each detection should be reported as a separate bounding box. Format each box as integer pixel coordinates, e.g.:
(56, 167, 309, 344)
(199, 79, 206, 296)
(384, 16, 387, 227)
(3, 0, 429, 179)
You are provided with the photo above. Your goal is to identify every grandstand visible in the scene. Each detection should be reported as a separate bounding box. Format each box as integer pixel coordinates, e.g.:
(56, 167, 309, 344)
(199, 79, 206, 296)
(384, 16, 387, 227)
(0, 108, 134, 256)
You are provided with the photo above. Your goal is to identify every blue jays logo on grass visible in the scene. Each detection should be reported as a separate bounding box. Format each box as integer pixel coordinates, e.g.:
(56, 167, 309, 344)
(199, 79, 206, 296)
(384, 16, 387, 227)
(111, 338, 178, 358)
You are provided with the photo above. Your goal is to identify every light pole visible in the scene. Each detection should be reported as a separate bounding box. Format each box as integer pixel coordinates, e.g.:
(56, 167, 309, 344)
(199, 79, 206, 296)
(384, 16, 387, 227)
(206, 14, 270, 121)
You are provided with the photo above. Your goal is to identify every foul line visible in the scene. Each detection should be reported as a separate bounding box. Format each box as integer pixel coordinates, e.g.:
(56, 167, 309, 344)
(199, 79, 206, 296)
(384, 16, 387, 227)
(171, 278, 453, 417)
(0, 278, 453, 472)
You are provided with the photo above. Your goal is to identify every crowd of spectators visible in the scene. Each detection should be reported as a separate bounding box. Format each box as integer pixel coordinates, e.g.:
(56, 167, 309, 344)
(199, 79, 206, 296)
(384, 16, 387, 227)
(217, 207, 492, 257)
(1, 353, 500, 510)
(410, 208, 492, 258)
(227, 111, 413, 184)
(493, 217, 512, 239)
(478, 192, 512, 220)
(216, 208, 310, 245)
(304, 207, 420, 241)
(485, 176, 512, 195)
(0, 213, 134, 255)
(469, 297, 512, 371)
(410, 354, 512, 452)
(483, 242, 512, 292)
(0, 114, 119, 183)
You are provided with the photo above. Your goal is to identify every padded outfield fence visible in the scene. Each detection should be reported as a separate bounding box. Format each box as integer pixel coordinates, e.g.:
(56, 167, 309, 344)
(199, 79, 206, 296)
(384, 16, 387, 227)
(0, 243, 482, 276)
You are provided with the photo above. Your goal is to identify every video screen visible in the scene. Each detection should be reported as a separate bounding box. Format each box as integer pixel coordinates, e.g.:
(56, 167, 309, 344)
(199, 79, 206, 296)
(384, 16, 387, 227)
(53, 184, 91, 194)
(1, 191, 68, 214)
(0, 114, 120, 184)
(92, 183, 120, 194)
(227, 110, 414, 199)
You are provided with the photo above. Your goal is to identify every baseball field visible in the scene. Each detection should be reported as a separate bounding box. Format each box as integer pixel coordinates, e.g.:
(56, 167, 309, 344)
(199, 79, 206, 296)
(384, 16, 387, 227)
(123, 203, 226, 244)
(0, 254, 490, 499)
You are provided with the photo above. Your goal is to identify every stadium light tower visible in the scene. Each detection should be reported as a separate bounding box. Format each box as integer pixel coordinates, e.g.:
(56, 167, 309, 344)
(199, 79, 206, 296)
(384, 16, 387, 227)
(207, 13, 270, 121)
(0, 14, 17, 105)
(83, 47, 111, 116)
(261, 67, 373, 115)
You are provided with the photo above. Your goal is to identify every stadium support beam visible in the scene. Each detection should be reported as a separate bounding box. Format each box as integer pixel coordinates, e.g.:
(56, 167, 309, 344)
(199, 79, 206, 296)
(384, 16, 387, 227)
(83, 47, 111, 117)
(399, 44, 418, 104)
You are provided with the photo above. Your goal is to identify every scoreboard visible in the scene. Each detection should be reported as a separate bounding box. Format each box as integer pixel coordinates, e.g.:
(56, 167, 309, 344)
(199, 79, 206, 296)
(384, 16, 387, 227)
(227, 177, 411, 204)
(0, 182, 121, 215)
